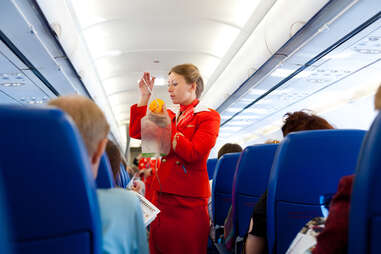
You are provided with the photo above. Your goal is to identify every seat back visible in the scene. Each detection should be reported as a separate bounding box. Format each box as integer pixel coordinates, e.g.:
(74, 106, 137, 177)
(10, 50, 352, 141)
(232, 144, 278, 237)
(96, 154, 115, 188)
(116, 164, 130, 188)
(212, 153, 241, 227)
(0, 176, 13, 254)
(349, 112, 381, 254)
(0, 105, 102, 254)
(207, 158, 218, 180)
(267, 129, 366, 254)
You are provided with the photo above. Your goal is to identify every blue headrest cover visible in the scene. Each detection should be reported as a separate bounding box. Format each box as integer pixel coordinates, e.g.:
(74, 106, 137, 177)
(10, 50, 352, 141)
(0, 105, 102, 251)
(213, 153, 241, 194)
(269, 129, 365, 204)
(96, 154, 115, 188)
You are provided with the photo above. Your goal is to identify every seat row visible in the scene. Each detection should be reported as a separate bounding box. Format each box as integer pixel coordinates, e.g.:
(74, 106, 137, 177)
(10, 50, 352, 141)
(209, 112, 381, 253)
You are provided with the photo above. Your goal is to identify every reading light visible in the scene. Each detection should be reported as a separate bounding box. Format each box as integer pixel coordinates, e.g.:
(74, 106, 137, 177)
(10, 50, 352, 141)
(0, 83, 25, 87)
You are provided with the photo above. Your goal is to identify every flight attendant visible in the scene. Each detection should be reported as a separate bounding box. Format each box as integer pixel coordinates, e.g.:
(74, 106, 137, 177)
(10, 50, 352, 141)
(129, 64, 220, 254)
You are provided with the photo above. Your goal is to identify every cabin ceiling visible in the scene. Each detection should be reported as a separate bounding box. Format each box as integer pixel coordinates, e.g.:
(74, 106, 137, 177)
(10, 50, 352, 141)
(37, 0, 263, 128)
(27, 0, 379, 150)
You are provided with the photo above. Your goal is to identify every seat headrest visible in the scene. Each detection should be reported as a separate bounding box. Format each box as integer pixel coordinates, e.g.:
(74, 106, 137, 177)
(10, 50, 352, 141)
(0, 105, 101, 251)
(213, 153, 241, 194)
(116, 164, 130, 188)
(270, 129, 366, 204)
(96, 154, 115, 188)
(234, 144, 278, 196)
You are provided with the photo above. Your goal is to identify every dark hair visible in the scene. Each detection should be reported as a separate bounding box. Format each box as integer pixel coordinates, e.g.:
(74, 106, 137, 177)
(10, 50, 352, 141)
(281, 111, 334, 137)
(169, 63, 204, 98)
(218, 143, 243, 159)
(105, 140, 122, 182)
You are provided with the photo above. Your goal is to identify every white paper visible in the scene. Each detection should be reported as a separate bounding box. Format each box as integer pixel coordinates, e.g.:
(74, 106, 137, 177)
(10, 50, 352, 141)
(133, 191, 160, 227)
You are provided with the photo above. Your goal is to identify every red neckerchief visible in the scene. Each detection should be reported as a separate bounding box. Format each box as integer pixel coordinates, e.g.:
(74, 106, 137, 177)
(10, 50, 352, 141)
(177, 99, 199, 128)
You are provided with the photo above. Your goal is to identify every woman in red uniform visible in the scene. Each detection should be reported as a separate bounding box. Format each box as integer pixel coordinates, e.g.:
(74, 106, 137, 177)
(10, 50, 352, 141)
(129, 64, 220, 254)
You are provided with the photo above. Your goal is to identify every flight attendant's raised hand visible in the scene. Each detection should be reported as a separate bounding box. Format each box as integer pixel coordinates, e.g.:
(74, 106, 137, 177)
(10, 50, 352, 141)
(138, 72, 155, 106)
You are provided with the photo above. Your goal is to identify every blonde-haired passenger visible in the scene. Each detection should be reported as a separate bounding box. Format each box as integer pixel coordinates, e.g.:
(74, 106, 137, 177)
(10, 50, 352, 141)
(49, 96, 149, 254)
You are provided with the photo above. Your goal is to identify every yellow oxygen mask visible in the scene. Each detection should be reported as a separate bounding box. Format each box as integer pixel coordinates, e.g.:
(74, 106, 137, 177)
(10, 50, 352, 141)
(149, 99, 165, 114)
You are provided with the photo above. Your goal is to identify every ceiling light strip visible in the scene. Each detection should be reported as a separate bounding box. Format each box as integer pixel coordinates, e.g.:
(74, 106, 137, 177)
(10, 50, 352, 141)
(221, 11, 381, 127)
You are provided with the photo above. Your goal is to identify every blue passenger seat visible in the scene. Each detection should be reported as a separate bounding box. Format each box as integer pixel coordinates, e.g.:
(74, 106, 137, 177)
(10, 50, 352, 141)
(0, 176, 13, 254)
(0, 105, 102, 254)
(116, 163, 130, 188)
(232, 144, 278, 252)
(212, 153, 241, 238)
(207, 158, 218, 180)
(349, 112, 381, 254)
(267, 129, 366, 254)
(96, 154, 115, 188)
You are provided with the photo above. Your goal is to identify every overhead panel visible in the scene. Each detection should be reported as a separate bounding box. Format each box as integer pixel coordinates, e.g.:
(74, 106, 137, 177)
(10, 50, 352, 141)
(0, 0, 88, 96)
(0, 46, 52, 104)
(215, 0, 381, 149)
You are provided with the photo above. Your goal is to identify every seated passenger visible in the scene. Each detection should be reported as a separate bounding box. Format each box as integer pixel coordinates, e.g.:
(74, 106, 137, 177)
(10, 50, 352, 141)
(218, 143, 243, 159)
(264, 139, 280, 144)
(48, 96, 149, 254)
(287, 85, 381, 254)
(244, 110, 334, 254)
(128, 165, 139, 178)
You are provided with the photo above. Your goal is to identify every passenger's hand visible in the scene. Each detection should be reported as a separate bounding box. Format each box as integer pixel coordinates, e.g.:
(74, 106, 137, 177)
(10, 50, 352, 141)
(143, 168, 153, 178)
(131, 183, 142, 193)
(139, 72, 155, 98)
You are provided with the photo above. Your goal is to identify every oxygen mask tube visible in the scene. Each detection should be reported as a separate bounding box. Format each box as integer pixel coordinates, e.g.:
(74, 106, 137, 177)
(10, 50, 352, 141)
(142, 76, 157, 101)
(143, 77, 164, 196)
(143, 77, 165, 230)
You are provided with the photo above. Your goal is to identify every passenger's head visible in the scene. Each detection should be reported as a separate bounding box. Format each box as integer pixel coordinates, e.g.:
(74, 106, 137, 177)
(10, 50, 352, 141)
(375, 84, 381, 110)
(281, 111, 334, 137)
(105, 140, 122, 182)
(128, 165, 139, 178)
(264, 139, 280, 144)
(218, 143, 243, 159)
(48, 95, 110, 178)
(168, 63, 204, 105)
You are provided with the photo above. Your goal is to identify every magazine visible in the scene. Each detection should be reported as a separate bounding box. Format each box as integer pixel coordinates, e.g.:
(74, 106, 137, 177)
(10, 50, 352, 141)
(133, 191, 160, 226)
(286, 217, 326, 254)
